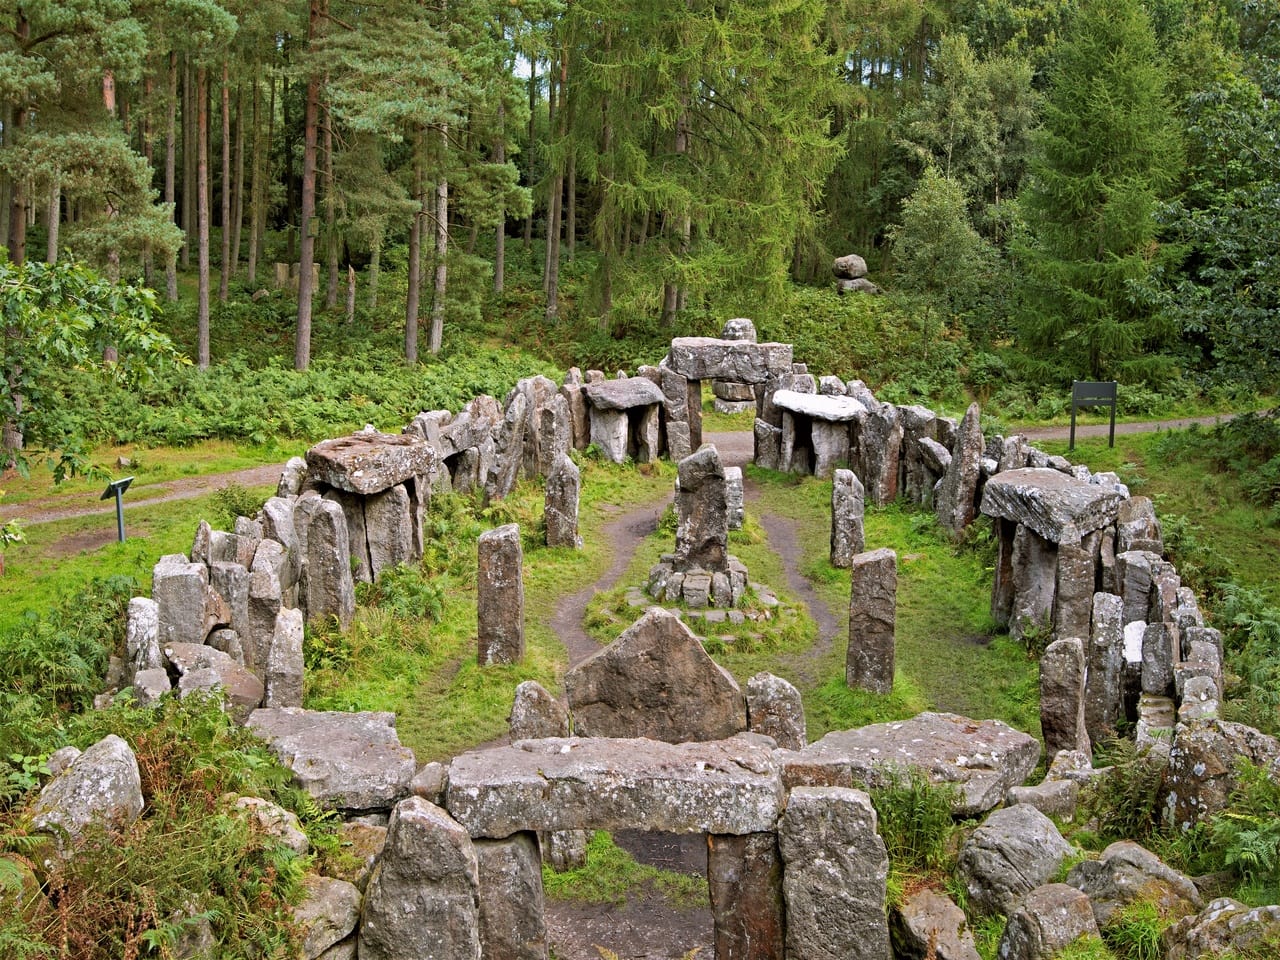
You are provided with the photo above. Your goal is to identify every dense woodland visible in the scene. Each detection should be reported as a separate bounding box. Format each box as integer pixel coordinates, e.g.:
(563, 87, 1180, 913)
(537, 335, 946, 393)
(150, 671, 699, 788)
(2, 0, 1279, 444)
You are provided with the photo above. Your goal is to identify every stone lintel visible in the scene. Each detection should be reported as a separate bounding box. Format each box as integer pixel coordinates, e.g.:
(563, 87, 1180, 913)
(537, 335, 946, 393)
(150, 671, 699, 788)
(306, 432, 436, 496)
(582, 377, 666, 411)
(666, 338, 793, 384)
(771, 389, 866, 422)
(980, 467, 1125, 543)
(445, 735, 783, 838)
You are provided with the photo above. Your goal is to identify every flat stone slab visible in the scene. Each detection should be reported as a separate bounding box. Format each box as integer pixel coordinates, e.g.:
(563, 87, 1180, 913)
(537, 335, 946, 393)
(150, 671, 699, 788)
(305, 431, 436, 496)
(980, 467, 1125, 542)
(445, 735, 784, 838)
(246, 707, 417, 811)
(776, 712, 1041, 817)
(772, 389, 866, 422)
(582, 376, 666, 410)
(666, 338, 793, 384)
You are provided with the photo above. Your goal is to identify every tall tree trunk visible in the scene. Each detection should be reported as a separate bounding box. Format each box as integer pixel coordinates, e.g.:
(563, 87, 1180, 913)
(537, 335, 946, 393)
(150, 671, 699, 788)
(661, 103, 691, 327)
(142, 73, 155, 285)
(295, 0, 326, 372)
(346, 265, 355, 323)
(324, 100, 339, 310)
(545, 55, 567, 321)
(231, 80, 245, 283)
(367, 237, 380, 309)
(405, 141, 423, 363)
(46, 175, 59, 264)
(0, 104, 10, 252)
(493, 99, 505, 293)
(566, 151, 575, 261)
(429, 131, 448, 355)
(183, 57, 195, 270)
(523, 63, 536, 249)
(197, 66, 211, 369)
(6, 12, 29, 263)
(219, 62, 231, 302)
(165, 51, 179, 300)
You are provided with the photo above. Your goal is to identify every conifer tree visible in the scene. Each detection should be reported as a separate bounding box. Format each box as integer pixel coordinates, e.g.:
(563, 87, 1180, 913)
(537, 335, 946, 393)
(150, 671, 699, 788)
(1016, 0, 1182, 381)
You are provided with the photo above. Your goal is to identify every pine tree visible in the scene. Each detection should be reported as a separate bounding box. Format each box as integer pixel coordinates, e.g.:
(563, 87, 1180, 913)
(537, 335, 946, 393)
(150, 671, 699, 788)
(1016, 0, 1182, 382)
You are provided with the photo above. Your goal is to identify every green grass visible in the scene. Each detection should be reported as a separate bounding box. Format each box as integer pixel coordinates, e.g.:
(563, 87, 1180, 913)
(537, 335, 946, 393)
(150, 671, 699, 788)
(304, 455, 676, 762)
(0, 484, 276, 634)
(541, 830, 707, 909)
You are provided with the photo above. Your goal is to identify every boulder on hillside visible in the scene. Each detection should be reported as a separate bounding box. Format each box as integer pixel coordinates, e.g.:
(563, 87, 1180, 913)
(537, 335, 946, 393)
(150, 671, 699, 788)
(1163, 719, 1280, 830)
(1066, 840, 1201, 927)
(1163, 898, 1280, 960)
(892, 886, 981, 960)
(31, 734, 144, 855)
(997, 884, 1099, 960)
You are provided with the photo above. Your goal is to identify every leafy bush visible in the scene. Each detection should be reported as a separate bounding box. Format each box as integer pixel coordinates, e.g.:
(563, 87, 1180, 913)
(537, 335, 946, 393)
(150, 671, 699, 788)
(1154, 411, 1280, 517)
(1102, 899, 1167, 960)
(1209, 760, 1280, 903)
(357, 563, 446, 622)
(211, 482, 267, 529)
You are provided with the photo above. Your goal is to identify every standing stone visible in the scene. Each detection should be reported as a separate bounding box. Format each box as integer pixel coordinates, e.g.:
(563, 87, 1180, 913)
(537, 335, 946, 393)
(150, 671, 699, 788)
(359, 797, 481, 960)
(892, 887, 982, 960)
(303, 499, 356, 631)
(265, 607, 304, 709)
(31, 734, 145, 854)
(543, 454, 582, 549)
(1010, 526, 1057, 644)
(366, 484, 415, 581)
(1040, 637, 1090, 757)
(326, 488, 371, 584)
(475, 833, 547, 960)
(779, 786, 891, 960)
(709, 833, 785, 960)
(831, 469, 866, 568)
(125, 597, 163, 678)
(152, 555, 213, 646)
(209, 561, 252, 643)
(935, 403, 983, 540)
(1054, 527, 1097, 642)
(1085, 593, 1125, 746)
(847, 548, 897, 695)
(1117, 550, 1162, 626)
(477, 525, 524, 666)
(588, 407, 629, 464)
(859, 403, 904, 505)
(812, 420, 852, 480)
(754, 418, 782, 471)
(674, 446, 729, 572)
(746, 672, 807, 751)
(659, 364, 693, 461)
(1142, 622, 1179, 696)
(564, 607, 746, 742)
(1117, 496, 1163, 554)
(560, 383, 590, 451)
(725, 466, 745, 531)
(485, 392, 528, 503)
(637, 403, 662, 463)
(537, 394, 571, 477)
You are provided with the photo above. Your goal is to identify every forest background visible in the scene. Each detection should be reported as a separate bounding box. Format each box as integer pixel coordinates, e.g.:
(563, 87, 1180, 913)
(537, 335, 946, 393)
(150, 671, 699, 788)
(3, 0, 1280, 468)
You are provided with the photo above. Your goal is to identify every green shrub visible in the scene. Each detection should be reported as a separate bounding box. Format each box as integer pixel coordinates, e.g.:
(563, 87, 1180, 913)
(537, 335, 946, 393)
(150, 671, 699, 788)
(211, 482, 266, 529)
(869, 766, 959, 901)
(1082, 739, 1168, 843)
(1101, 899, 1168, 960)
(1, 694, 307, 957)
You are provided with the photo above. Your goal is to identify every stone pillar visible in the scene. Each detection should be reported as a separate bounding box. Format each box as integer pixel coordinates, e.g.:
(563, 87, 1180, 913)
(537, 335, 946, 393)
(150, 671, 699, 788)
(359, 797, 482, 960)
(537, 394, 572, 477)
(544, 454, 582, 549)
(1040, 637, 1091, 757)
(991, 517, 1017, 627)
(301, 498, 356, 631)
(745, 672, 806, 751)
(708, 833, 785, 960)
(265, 607, 304, 709)
(935, 402, 983, 540)
(725, 466, 745, 531)
(477, 524, 525, 665)
(366, 483, 415, 581)
(859, 403, 903, 506)
(847, 548, 897, 695)
(588, 407, 629, 464)
(1054, 526, 1098, 642)
(1010, 525, 1057, 644)
(475, 833, 547, 960)
(1085, 593, 1125, 746)
(1141, 622, 1179, 697)
(831, 469, 866, 569)
(812, 420, 851, 480)
(674, 446, 729, 572)
(779, 786, 891, 960)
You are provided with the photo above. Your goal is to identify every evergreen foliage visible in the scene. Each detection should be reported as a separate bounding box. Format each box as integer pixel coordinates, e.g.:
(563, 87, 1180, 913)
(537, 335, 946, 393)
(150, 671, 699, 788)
(1015, 0, 1183, 383)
